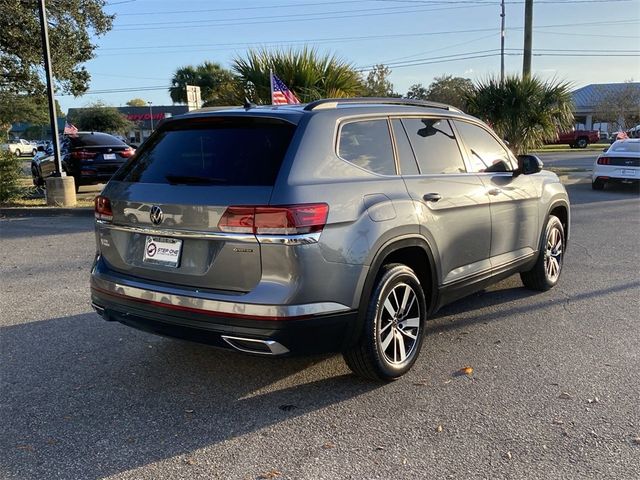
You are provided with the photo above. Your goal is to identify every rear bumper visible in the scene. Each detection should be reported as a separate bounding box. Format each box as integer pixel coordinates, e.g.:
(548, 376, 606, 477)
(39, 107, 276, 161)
(90, 267, 356, 355)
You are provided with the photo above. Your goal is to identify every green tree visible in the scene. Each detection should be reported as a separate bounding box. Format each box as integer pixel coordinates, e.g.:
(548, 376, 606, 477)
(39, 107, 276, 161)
(405, 84, 429, 100)
(0, 1, 112, 97)
(424, 75, 473, 110)
(169, 62, 238, 106)
(0, 150, 23, 203)
(126, 98, 148, 107)
(69, 103, 133, 134)
(362, 64, 399, 97)
(466, 75, 574, 154)
(233, 48, 363, 103)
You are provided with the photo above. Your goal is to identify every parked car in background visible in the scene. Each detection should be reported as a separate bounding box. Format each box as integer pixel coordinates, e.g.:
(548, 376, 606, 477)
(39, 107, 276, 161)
(31, 132, 135, 191)
(90, 98, 570, 381)
(592, 139, 640, 190)
(547, 130, 600, 148)
(1, 138, 37, 157)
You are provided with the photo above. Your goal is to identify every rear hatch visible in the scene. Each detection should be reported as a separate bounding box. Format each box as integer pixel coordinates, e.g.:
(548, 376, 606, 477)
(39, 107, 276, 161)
(96, 115, 297, 292)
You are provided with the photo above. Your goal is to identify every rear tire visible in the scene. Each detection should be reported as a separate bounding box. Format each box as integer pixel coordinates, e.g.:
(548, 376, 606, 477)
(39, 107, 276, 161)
(343, 263, 427, 381)
(592, 179, 605, 190)
(576, 137, 588, 148)
(520, 215, 565, 291)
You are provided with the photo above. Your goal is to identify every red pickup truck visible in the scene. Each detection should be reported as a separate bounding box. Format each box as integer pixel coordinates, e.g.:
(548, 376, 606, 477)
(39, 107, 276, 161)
(548, 130, 600, 148)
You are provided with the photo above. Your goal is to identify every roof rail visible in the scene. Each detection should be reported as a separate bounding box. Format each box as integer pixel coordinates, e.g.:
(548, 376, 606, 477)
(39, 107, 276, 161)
(303, 97, 462, 113)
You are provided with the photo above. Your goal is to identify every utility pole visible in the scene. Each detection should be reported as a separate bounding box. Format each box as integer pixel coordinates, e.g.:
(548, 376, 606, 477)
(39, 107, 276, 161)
(37, 0, 62, 176)
(148, 101, 154, 132)
(500, 0, 506, 84)
(38, 0, 76, 205)
(523, 0, 533, 77)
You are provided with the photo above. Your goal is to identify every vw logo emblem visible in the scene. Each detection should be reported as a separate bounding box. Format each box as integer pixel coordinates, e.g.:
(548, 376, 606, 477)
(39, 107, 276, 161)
(149, 205, 163, 225)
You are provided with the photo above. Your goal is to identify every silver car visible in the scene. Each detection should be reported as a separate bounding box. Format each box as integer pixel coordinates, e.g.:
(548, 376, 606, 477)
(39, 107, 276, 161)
(90, 98, 570, 380)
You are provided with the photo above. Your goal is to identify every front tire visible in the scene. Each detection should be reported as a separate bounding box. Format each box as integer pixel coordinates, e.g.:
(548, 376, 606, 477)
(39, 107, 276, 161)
(520, 215, 565, 291)
(343, 264, 427, 381)
(592, 179, 605, 190)
(14, 149, 21, 157)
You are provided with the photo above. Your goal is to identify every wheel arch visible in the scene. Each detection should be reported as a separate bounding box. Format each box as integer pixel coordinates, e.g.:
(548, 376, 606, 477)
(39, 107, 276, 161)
(547, 199, 570, 246)
(343, 236, 439, 350)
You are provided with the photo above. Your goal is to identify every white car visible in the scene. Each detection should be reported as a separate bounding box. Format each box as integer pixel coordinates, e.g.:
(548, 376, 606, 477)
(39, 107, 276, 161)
(1, 139, 37, 157)
(592, 139, 640, 190)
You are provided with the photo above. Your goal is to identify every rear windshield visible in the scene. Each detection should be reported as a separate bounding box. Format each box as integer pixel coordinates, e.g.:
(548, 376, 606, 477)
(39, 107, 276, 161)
(114, 117, 296, 186)
(69, 133, 127, 147)
(609, 141, 640, 153)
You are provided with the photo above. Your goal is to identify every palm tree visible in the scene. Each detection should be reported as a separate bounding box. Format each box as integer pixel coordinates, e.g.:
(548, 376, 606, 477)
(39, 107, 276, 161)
(465, 75, 574, 154)
(232, 48, 363, 104)
(169, 62, 239, 106)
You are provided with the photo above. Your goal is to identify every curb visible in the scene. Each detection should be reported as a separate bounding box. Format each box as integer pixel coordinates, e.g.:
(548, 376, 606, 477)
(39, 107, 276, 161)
(0, 207, 94, 218)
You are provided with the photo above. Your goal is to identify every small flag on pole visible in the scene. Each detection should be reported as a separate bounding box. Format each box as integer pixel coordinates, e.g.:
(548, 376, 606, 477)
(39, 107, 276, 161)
(270, 71, 300, 105)
(63, 122, 78, 135)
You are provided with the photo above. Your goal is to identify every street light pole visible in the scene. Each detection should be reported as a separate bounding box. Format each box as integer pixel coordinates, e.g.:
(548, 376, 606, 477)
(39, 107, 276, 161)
(148, 101, 154, 133)
(523, 0, 533, 77)
(37, 0, 63, 177)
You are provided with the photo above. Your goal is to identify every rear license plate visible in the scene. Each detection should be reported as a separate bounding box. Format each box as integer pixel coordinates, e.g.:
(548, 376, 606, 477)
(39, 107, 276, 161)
(103, 153, 116, 160)
(143, 236, 182, 267)
(622, 169, 636, 176)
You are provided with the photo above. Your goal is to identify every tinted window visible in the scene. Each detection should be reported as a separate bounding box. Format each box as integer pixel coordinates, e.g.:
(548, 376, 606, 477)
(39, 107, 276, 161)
(401, 118, 465, 174)
(391, 119, 419, 175)
(339, 120, 395, 175)
(70, 133, 127, 147)
(114, 118, 295, 186)
(454, 121, 511, 172)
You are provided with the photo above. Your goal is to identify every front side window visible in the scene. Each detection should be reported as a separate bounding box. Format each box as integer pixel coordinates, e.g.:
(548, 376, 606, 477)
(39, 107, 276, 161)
(338, 119, 396, 175)
(401, 118, 466, 174)
(454, 121, 512, 172)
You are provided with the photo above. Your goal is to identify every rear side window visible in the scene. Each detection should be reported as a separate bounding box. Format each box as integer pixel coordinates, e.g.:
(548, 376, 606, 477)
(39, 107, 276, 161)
(402, 118, 466, 174)
(338, 119, 396, 175)
(609, 141, 640, 153)
(114, 118, 296, 186)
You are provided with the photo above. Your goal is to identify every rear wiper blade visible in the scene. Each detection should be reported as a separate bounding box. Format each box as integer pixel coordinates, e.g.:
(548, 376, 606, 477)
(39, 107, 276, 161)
(165, 174, 228, 185)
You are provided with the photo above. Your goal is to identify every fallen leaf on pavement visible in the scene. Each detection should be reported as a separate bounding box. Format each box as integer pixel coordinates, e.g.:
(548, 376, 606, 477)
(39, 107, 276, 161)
(374, 445, 385, 451)
(322, 442, 335, 449)
(184, 457, 196, 466)
(632, 437, 640, 445)
(436, 425, 443, 433)
(558, 392, 572, 399)
(257, 470, 282, 479)
(504, 451, 512, 460)
(553, 419, 564, 425)
(453, 366, 473, 377)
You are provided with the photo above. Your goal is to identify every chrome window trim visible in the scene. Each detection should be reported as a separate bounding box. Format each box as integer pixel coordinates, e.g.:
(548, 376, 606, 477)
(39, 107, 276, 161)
(91, 274, 351, 318)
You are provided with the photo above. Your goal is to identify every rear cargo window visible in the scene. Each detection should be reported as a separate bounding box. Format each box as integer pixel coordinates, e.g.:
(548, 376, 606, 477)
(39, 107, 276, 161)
(69, 133, 127, 147)
(114, 118, 296, 186)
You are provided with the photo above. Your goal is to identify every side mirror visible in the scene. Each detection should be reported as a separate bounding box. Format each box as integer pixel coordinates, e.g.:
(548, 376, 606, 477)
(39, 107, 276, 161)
(515, 154, 543, 176)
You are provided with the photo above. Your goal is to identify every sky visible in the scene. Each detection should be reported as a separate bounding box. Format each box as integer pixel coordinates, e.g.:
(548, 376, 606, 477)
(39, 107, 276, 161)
(57, 0, 640, 113)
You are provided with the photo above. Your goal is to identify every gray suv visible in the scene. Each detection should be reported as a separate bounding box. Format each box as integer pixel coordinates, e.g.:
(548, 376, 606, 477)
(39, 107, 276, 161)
(90, 98, 569, 380)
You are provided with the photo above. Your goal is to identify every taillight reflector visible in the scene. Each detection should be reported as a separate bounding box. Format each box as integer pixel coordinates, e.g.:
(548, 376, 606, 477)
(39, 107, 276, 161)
(95, 195, 113, 222)
(71, 150, 97, 160)
(218, 204, 329, 235)
(120, 147, 135, 158)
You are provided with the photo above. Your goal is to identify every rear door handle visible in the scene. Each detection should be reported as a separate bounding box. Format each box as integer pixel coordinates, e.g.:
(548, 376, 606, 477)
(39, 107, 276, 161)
(488, 188, 502, 196)
(423, 193, 442, 202)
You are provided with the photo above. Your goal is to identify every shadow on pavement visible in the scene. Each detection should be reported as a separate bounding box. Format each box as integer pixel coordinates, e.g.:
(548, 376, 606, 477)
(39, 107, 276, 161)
(0, 313, 380, 479)
(566, 181, 640, 206)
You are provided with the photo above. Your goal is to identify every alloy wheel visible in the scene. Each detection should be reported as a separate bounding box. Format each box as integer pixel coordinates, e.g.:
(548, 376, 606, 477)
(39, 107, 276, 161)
(544, 226, 563, 282)
(378, 282, 421, 365)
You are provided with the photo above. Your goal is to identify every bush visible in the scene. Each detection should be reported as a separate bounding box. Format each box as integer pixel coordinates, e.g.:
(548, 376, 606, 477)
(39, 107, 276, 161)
(0, 149, 24, 202)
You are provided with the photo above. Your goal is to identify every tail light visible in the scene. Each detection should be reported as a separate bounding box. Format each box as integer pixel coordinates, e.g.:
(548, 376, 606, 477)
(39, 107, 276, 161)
(218, 204, 329, 235)
(597, 157, 610, 165)
(71, 150, 97, 160)
(95, 195, 113, 222)
(119, 147, 135, 158)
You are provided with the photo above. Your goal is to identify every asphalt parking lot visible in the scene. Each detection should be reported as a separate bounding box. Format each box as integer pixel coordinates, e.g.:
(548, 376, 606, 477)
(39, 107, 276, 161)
(1, 182, 639, 480)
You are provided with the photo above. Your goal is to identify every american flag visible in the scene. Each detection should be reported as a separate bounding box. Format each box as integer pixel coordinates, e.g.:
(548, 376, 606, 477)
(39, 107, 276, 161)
(270, 72, 300, 105)
(63, 122, 78, 135)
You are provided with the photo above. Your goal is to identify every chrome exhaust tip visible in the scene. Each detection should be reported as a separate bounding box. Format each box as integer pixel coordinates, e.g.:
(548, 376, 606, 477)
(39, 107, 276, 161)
(221, 335, 289, 355)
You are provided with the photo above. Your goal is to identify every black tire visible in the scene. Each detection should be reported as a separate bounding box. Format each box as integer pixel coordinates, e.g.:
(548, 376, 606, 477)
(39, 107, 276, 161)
(14, 149, 21, 157)
(127, 214, 138, 224)
(569, 143, 576, 149)
(576, 137, 588, 148)
(343, 263, 427, 381)
(592, 179, 605, 190)
(520, 215, 565, 291)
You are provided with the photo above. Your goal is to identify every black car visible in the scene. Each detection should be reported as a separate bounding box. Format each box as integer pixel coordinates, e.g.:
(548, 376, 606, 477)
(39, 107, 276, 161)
(32, 132, 135, 191)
